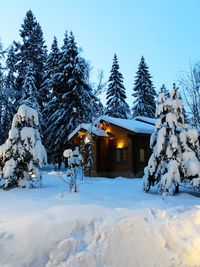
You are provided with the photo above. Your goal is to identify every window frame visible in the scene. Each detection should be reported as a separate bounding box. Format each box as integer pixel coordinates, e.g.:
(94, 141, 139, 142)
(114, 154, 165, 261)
(114, 147, 128, 163)
(139, 148, 145, 163)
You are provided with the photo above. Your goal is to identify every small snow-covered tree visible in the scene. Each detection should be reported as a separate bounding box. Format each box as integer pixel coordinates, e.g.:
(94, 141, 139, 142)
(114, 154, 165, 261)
(0, 104, 47, 188)
(63, 147, 83, 192)
(132, 56, 156, 118)
(143, 84, 200, 194)
(106, 54, 130, 118)
(79, 131, 94, 176)
(160, 84, 170, 99)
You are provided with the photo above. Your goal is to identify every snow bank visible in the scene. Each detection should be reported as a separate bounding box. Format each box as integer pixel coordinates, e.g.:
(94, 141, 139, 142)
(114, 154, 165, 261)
(1, 204, 200, 267)
(0, 173, 200, 267)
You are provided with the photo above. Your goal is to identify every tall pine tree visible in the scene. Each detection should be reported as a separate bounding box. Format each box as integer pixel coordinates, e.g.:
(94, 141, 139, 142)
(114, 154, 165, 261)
(14, 10, 47, 105)
(20, 62, 39, 111)
(44, 32, 95, 166)
(106, 54, 129, 118)
(41, 36, 60, 107)
(0, 55, 16, 146)
(0, 60, 6, 145)
(132, 56, 156, 118)
(5, 45, 17, 92)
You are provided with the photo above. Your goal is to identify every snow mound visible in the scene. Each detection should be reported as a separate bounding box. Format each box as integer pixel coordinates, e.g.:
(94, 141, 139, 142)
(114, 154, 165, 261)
(0, 174, 200, 267)
(1, 205, 200, 267)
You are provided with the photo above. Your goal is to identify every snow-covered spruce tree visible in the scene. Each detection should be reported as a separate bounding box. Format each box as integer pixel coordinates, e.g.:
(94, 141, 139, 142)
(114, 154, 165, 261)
(0, 61, 5, 144)
(0, 44, 22, 147)
(44, 32, 94, 166)
(132, 56, 156, 118)
(80, 131, 94, 176)
(5, 45, 17, 92)
(40, 36, 60, 108)
(14, 10, 47, 103)
(20, 63, 39, 111)
(0, 60, 15, 146)
(0, 87, 16, 145)
(0, 104, 47, 188)
(143, 84, 200, 194)
(160, 84, 170, 99)
(106, 54, 130, 118)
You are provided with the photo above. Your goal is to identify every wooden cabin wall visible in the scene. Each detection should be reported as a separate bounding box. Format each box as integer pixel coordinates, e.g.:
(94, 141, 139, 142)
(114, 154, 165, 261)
(131, 134, 151, 176)
(69, 124, 152, 178)
(96, 124, 134, 177)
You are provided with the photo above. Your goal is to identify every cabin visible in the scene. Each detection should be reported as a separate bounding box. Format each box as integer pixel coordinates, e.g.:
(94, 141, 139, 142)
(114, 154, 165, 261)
(68, 115, 156, 178)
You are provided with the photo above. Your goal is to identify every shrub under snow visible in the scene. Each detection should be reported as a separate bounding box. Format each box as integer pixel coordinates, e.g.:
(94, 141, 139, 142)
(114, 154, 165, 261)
(0, 104, 47, 188)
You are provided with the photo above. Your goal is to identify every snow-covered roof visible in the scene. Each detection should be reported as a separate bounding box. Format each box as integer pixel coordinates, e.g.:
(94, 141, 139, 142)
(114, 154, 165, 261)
(134, 116, 156, 126)
(68, 123, 108, 141)
(68, 116, 155, 141)
(96, 115, 155, 135)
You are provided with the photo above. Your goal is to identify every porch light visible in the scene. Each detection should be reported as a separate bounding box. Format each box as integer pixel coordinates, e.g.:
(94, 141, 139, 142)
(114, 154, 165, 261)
(84, 135, 91, 144)
(78, 131, 85, 138)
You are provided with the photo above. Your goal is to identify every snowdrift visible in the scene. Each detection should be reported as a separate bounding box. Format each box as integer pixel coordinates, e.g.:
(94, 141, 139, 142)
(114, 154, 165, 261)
(0, 173, 200, 267)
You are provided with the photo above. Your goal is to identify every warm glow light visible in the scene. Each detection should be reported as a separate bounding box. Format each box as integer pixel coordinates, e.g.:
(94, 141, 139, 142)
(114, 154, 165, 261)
(105, 127, 111, 133)
(117, 141, 125, 149)
(84, 136, 91, 144)
(78, 131, 86, 138)
(99, 122, 110, 131)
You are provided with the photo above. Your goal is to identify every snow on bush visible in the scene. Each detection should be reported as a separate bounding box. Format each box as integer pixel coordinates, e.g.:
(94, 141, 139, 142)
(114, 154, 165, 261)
(0, 104, 47, 189)
(143, 84, 200, 194)
(63, 147, 83, 192)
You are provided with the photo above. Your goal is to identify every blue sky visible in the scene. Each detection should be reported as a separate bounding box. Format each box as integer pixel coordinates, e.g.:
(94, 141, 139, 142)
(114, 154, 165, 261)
(0, 0, 200, 105)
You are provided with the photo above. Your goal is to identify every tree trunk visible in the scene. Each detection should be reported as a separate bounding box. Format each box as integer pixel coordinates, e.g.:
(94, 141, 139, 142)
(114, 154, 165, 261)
(175, 184, 179, 194)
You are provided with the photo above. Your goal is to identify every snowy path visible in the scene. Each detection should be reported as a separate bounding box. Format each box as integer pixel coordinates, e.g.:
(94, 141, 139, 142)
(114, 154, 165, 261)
(0, 171, 200, 267)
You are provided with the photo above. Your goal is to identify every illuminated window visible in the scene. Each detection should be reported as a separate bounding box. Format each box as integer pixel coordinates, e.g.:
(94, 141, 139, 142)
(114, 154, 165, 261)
(114, 148, 127, 163)
(139, 148, 145, 162)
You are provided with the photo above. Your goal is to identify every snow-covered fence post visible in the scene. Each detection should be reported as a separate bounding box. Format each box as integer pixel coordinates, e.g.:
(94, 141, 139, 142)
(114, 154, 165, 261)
(63, 147, 83, 192)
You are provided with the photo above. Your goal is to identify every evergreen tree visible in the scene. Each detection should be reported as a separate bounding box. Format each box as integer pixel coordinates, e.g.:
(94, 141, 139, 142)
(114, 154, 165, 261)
(0, 43, 14, 145)
(0, 62, 6, 144)
(5, 45, 17, 91)
(5, 45, 19, 124)
(44, 32, 95, 166)
(0, 86, 15, 145)
(0, 104, 47, 188)
(143, 84, 200, 194)
(41, 36, 60, 107)
(60, 32, 94, 131)
(0, 54, 14, 146)
(61, 30, 69, 51)
(20, 62, 39, 111)
(106, 54, 129, 118)
(14, 10, 47, 102)
(160, 84, 170, 98)
(132, 56, 156, 118)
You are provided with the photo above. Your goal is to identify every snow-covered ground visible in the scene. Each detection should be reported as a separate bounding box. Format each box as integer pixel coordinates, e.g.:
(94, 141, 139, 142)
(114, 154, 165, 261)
(1, 170, 200, 267)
